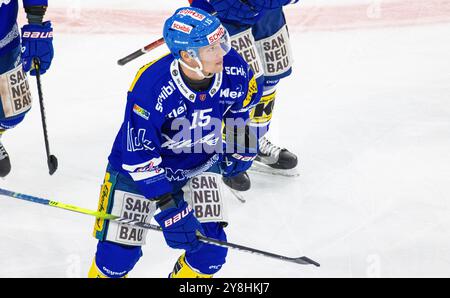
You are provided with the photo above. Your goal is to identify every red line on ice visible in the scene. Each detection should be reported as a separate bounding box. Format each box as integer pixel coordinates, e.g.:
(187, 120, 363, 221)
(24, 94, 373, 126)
(18, 0, 450, 34)
(285, 0, 450, 32)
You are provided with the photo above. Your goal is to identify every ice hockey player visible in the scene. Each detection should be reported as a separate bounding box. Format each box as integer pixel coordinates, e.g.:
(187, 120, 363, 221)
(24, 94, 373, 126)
(88, 7, 261, 278)
(0, 0, 54, 177)
(190, 0, 299, 191)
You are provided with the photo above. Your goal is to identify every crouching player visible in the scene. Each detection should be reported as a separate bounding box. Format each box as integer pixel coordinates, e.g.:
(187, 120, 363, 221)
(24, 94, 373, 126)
(88, 7, 261, 278)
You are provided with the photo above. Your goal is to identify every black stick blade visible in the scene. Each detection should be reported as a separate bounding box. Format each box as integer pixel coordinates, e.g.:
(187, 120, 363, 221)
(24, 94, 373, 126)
(293, 256, 321, 267)
(48, 155, 58, 175)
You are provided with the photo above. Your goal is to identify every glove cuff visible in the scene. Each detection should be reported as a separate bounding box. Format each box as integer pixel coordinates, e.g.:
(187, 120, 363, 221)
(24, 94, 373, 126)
(25, 6, 47, 24)
(155, 193, 177, 210)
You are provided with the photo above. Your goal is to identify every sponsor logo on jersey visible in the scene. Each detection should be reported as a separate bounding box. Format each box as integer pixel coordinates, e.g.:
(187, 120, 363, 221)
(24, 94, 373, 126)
(220, 88, 245, 99)
(156, 81, 176, 113)
(166, 168, 186, 181)
(207, 25, 225, 45)
(123, 158, 165, 182)
(161, 132, 219, 150)
(165, 154, 220, 182)
(171, 60, 198, 102)
(175, 76, 193, 100)
(122, 157, 162, 173)
(177, 9, 206, 21)
(167, 103, 187, 119)
(225, 66, 246, 77)
(171, 21, 193, 34)
(209, 72, 223, 97)
(134, 160, 163, 174)
(243, 76, 258, 108)
(250, 90, 275, 125)
(133, 104, 150, 120)
(126, 123, 156, 152)
(199, 94, 207, 101)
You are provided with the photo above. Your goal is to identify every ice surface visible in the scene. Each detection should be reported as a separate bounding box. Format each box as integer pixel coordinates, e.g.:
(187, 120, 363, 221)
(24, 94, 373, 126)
(1, 0, 449, 277)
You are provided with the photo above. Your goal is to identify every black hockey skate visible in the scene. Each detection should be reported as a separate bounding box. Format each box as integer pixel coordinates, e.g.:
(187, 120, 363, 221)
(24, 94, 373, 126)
(222, 171, 251, 192)
(0, 130, 11, 178)
(251, 136, 299, 177)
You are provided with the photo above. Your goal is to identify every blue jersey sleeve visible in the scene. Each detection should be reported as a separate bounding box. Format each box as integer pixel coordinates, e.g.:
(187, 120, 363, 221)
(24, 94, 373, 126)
(119, 72, 173, 200)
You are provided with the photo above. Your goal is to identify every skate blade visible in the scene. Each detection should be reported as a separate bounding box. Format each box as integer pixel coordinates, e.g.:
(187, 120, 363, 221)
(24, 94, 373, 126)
(249, 161, 300, 177)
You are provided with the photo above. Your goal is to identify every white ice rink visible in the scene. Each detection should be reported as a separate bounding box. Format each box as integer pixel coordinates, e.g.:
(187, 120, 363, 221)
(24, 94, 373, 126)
(1, 0, 450, 277)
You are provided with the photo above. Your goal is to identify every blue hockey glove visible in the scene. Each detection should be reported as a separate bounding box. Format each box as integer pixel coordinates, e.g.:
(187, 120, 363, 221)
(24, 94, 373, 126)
(21, 21, 54, 76)
(209, 0, 263, 24)
(221, 152, 257, 177)
(154, 200, 204, 253)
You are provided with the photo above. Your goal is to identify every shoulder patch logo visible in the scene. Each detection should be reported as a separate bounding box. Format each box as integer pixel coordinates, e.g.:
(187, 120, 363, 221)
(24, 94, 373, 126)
(133, 104, 150, 120)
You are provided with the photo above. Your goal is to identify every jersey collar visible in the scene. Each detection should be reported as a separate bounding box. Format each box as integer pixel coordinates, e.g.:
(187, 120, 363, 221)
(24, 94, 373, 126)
(170, 60, 222, 103)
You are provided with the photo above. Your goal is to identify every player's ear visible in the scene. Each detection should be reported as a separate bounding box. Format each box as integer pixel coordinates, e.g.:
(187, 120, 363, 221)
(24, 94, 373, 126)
(180, 51, 193, 63)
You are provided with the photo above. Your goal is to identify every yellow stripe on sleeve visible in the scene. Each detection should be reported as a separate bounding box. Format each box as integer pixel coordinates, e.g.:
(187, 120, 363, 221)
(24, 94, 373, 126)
(128, 53, 171, 92)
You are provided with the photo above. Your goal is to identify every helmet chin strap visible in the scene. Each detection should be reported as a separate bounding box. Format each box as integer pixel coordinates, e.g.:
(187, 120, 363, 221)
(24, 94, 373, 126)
(178, 56, 214, 79)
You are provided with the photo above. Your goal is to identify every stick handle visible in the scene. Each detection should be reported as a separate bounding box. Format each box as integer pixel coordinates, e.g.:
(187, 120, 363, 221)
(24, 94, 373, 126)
(33, 59, 58, 175)
(33, 59, 50, 158)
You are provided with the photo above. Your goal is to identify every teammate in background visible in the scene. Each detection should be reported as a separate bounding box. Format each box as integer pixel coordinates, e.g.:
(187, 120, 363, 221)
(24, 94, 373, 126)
(190, 0, 299, 191)
(89, 7, 261, 278)
(0, 0, 54, 177)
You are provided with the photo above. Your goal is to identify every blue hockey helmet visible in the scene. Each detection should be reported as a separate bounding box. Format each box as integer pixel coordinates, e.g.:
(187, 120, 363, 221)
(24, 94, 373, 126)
(163, 7, 231, 60)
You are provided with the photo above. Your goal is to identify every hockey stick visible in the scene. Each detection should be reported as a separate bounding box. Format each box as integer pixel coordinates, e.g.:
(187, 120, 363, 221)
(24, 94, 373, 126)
(33, 58, 58, 175)
(117, 38, 166, 66)
(0, 187, 319, 267)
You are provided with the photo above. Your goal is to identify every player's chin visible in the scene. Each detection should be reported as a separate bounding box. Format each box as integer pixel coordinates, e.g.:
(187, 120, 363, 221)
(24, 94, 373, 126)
(204, 59, 224, 73)
(212, 61, 224, 73)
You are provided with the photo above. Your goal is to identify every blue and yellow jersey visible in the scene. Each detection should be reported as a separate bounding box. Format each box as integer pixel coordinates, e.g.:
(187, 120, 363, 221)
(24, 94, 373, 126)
(108, 48, 261, 200)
